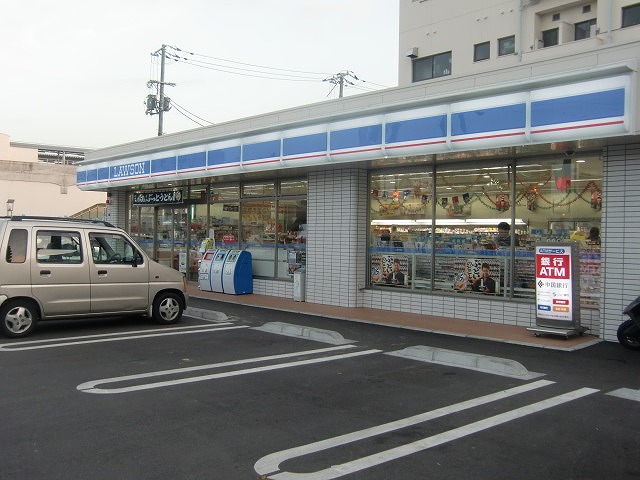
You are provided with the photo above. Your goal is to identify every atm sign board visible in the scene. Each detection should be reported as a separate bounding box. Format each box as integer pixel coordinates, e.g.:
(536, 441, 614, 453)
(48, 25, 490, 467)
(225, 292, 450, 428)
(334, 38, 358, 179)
(535, 245, 577, 324)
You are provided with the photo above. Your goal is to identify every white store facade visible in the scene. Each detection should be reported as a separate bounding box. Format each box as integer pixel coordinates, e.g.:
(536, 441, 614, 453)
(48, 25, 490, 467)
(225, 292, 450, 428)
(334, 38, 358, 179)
(78, 0, 640, 342)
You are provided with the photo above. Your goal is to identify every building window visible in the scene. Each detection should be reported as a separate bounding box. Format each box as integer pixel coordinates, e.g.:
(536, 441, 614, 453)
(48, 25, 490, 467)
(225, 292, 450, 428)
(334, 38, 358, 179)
(552, 13, 560, 21)
(583, 5, 591, 14)
(240, 179, 307, 279)
(622, 3, 640, 28)
(575, 19, 596, 40)
(368, 154, 603, 307)
(474, 42, 490, 62)
(542, 28, 559, 47)
(412, 51, 451, 82)
(498, 35, 515, 56)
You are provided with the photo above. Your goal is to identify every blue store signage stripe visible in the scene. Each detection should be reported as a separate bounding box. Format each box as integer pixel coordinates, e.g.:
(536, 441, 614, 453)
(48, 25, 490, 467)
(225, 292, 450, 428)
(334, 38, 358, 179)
(452, 104, 526, 136)
(244, 139, 281, 161)
(209, 146, 241, 166)
(386, 116, 447, 144)
(283, 132, 327, 157)
(531, 88, 625, 127)
(75, 76, 629, 187)
(331, 125, 383, 151)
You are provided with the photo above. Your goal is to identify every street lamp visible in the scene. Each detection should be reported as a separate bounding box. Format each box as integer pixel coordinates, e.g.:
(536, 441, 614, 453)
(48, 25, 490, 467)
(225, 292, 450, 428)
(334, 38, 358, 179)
(6, 199, 14, 217)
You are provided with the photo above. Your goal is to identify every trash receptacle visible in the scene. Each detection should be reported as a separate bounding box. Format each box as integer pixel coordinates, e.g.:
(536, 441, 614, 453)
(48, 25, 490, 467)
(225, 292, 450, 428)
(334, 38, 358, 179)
(293, 270, 306, 302)
(221, 250, 253, 294)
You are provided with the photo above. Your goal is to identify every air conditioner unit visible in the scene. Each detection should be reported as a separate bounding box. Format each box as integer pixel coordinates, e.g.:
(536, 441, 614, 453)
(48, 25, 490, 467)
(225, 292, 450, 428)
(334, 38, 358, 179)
(589, 24, 599, 37)
(406, 47, 419, 58)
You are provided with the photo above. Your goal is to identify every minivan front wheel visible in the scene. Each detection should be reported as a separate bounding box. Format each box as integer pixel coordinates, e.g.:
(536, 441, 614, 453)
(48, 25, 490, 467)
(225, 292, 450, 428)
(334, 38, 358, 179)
(152, 292, 183, 325)
(0, 300, 39, 338)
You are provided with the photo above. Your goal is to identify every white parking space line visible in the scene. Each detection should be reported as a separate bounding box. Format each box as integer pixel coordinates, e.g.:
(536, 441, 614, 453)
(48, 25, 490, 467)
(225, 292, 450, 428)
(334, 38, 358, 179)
(255, 382, 599, 480)
(0, 324, 246, 351)
(78, 345, 381, 394)
(607, 388, 640, 402)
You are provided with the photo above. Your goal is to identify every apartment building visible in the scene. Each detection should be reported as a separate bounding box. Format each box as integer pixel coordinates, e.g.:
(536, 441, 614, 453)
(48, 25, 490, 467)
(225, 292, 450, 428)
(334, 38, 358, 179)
(0, 133, 105, 217)
(78, 1, 640, 342)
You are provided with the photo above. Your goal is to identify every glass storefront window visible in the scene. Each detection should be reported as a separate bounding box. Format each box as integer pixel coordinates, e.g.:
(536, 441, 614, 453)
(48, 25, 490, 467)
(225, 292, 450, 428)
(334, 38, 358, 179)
(280, 179, 308, 196)
(370, 170, 433, 290)
(433, 163, 512, 296)
(156, 207, 189, 271)
(211, 184, 240, 201)
(276, 199, 307, 279)
(242, 182, 275, 197)
(188, 184, 208, 200)
(513, 154, 602, 307)
(129, 205, 155, 258)
(127, 179, 306, 282)
(210, 200, 239, 248)
(241, 200, 277, 276)
(368, 154, 602, 307)
(188, 203, 209, 281)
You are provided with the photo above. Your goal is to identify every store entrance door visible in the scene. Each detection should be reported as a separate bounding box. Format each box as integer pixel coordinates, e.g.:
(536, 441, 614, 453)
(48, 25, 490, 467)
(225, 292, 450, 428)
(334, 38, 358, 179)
(156, 207, 188, 272)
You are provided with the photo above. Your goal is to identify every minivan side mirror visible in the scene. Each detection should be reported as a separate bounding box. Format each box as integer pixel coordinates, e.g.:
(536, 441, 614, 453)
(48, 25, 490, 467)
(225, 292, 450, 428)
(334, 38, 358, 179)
(132, 253, 144, 267)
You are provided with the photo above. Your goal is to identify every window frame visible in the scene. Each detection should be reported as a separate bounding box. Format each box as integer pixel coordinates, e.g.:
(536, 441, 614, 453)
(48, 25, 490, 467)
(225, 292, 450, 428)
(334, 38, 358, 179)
(497, 35, 515, 56)
(575, 18, 596, 40)
(542, 28, 559, 47)
(89, 232, 143, 265)
(36, 230, 83, 264)
(622, 3, 640, 28)
(473, 41, 490, 62)
(412, 51, 451, 82)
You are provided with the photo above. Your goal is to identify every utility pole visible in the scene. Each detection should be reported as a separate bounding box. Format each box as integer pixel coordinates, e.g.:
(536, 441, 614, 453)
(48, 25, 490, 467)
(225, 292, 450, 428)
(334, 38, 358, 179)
(323, 71, 359, 98)
(157, 44, 167, 136)
(145, 44, 176, 136)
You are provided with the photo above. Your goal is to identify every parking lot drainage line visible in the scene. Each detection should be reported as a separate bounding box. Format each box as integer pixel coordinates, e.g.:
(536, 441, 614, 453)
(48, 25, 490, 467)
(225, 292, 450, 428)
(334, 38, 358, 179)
(386, 345, 544, 379)
(253, 322, 355, 345)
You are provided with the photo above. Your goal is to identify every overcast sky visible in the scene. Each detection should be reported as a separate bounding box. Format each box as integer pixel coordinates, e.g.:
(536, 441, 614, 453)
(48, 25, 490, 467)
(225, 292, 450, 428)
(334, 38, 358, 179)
(1, 1, 399, 150)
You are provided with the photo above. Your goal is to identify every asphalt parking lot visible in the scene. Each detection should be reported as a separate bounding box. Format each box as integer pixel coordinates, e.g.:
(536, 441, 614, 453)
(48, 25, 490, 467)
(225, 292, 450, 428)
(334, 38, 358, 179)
(2, 305, 639, 479)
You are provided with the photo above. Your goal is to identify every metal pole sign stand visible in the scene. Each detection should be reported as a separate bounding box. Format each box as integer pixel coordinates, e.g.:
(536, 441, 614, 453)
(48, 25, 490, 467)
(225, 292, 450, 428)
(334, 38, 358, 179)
(527, 242, 587, 339)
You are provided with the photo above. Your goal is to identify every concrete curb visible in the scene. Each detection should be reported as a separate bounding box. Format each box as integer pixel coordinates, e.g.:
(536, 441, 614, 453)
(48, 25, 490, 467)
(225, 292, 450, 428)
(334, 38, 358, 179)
(387, 345, 544, 379)
(184, 307, 229, 323)
(252, 321, 355, 345)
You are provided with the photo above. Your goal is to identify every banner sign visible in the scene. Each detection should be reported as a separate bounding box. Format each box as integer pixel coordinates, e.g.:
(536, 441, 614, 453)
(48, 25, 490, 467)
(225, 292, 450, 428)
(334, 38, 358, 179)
(535, 244, 579, 325)
(132, 190, 183, 206)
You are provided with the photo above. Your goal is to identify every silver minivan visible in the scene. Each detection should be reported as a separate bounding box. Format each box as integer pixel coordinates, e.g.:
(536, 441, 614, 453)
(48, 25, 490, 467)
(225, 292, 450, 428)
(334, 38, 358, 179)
(0, 216, 188, 338)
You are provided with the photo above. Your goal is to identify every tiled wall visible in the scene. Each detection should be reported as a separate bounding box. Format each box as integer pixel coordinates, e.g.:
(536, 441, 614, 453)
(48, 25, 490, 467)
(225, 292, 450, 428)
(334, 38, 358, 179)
(601, 143, 640, 342)
(305, 168, 369, 307)
(252, 278, 292, 299)
(106, 190, 127, 228)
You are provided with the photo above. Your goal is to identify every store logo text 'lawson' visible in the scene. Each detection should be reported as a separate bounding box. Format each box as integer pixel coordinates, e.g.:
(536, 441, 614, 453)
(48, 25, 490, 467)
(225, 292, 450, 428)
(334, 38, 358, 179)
(112, 163, 146, 178)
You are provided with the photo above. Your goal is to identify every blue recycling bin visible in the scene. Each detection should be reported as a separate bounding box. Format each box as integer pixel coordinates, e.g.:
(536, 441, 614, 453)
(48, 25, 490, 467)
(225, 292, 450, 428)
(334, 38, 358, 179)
(221, 250, 253, 294)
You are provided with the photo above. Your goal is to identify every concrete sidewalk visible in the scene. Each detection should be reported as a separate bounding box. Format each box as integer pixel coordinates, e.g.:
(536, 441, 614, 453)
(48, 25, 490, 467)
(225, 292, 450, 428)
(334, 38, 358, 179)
(187, 285, 601, 351)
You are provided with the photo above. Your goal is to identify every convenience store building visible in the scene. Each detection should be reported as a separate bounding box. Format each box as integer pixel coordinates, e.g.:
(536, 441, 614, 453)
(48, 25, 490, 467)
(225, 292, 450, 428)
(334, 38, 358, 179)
(78, 0, 640, 342)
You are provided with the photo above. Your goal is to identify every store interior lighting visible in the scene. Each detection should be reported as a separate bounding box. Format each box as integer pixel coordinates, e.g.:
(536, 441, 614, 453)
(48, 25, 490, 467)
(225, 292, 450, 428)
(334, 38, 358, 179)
(371, 218, 527, 226)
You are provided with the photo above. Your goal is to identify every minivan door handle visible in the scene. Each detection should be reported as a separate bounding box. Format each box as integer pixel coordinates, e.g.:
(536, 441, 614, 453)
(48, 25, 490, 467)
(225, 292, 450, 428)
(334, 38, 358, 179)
(97, 270, 108, 276)
(40, 270, 51, 276)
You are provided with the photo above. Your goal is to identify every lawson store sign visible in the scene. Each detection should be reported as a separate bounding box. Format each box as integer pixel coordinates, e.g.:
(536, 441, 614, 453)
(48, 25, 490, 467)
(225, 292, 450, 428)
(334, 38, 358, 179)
(77, 75, 631, 190)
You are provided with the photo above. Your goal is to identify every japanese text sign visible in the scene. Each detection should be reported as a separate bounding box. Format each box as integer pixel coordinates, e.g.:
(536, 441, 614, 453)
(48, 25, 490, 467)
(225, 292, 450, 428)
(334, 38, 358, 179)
(535, 245, 576, 324)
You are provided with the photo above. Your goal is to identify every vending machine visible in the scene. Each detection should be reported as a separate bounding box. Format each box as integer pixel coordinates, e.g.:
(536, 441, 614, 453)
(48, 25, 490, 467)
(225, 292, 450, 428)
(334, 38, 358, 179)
(210, 249, 230, 293)
(198, 249, 217, 291)
(221, 250, 253, 294)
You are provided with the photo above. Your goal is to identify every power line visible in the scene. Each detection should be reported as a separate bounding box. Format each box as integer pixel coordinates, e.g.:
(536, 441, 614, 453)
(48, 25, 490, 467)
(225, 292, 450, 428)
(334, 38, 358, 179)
(170, 99, 214, 126)
(144, 43, 391, 135)
(166, 53, 326, 83)
(171, 102, 207, 127)
(168, 45, 331, 76)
